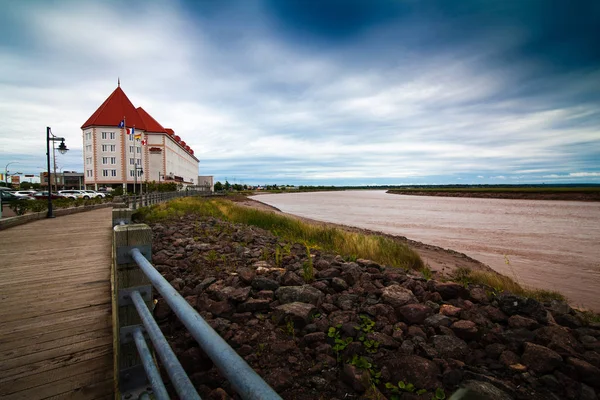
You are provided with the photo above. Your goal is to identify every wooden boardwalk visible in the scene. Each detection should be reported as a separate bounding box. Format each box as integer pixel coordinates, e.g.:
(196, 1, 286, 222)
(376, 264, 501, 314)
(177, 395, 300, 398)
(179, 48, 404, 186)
(0, 208, 114, 400)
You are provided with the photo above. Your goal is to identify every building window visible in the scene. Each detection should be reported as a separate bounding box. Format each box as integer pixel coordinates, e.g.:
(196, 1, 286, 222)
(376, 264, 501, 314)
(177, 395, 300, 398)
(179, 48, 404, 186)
(86, 157, 92, 165)
(102, 170, 109, 177)
(85, 132, 91, 140)
(136, 147, 141, 154)
(111, 169, 117, 177)
(86, 170, 93, 177)
(101, 132, 107, 139)
(102, 145, 108, 152)
(101, 131, 116, 140)
(86, 145, 92, 152)
(129, 134, 134, 141)
(110, 157, 116, 164)
(102, 157, 109, 164)
(136, 159, 141, 165)
(129, 158, 134, 165)
(129, 170, 135, 177)
(111, 145, 116, 152)
(129, 146, 134, 153)
(110, 132, 115, 139)
(102, 144, 116, 152)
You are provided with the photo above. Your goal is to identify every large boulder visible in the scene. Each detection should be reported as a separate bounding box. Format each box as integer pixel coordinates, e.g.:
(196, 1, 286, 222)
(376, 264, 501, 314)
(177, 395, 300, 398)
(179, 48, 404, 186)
(521, 342, 562, 374)
(566, 357, 600, 388)
(381, 355, 441, 390)
(274, 302, 316, 327)
(397, 304, 433, 324)
(432, 335, 469, 360)
(251, 276, 280, 291)
(276, 285, 324, 306)
(430, 281, 470, 300)
(381, 285, 418, 308)
(496, 294, 548, 324)
(461, 380, 513, 400)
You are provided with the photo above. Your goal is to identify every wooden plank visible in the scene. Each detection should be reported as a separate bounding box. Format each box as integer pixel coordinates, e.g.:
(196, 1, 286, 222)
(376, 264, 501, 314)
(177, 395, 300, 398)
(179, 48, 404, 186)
(0, 303, 111, 336)
(0, 337, 113, 380)
(1, 325, 110, 360)
(2, 363, 112, 400)
(47, 378, 114, 400)
(0, 287, 110, 316)
(0, 315, 111, 352)
(0, 268, 110, 287)
(0, 284, 110, 308)
(1, 353, 113, 395)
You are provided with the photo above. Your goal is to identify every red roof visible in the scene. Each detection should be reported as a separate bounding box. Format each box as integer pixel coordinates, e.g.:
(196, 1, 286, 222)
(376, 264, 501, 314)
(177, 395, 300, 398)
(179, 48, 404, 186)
(136, 107, 167, 133)
(81, 86, 146, 130)
(165, 128, 175, 136)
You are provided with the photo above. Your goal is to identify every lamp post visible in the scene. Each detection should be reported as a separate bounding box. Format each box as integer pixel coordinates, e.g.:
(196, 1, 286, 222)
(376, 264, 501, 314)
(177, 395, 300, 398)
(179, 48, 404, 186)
(46, 127, 69, 218)
(4, 162, 20, 187)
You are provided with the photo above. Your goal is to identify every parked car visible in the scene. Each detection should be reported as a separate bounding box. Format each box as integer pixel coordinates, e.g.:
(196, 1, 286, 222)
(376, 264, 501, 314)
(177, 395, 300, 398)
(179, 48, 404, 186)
(1, 190, 34, 201)
(13, 190, 37, 198)
(31, 191, 66, 200)
(82, 190, 105, 198)
(58, 190, 90, 199)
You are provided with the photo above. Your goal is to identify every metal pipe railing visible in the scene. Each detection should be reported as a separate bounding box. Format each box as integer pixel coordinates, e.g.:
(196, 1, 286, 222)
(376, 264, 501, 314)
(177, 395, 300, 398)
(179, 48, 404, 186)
(130, 248, 282, 400)
(130, 290, 201, 400)
(132, 327, 170, 400)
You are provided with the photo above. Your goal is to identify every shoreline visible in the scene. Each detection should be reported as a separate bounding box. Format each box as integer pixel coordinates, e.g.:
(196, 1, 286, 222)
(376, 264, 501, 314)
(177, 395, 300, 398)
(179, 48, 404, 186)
(238, 196, 496, 279)
(386, 189, 600, 202)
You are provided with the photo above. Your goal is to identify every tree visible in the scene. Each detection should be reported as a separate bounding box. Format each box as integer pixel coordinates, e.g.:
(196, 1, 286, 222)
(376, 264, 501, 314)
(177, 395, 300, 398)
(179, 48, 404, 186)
(224, 180, 231, 191)
(214, 181, 223, 191)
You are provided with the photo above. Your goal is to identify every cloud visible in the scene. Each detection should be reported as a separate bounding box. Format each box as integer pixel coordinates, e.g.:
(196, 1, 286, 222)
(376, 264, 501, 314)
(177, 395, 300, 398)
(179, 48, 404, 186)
(0, 0, 598, 185)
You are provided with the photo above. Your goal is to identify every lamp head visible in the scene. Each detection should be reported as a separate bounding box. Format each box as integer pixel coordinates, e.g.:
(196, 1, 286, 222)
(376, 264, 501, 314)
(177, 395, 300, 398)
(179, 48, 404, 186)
(58, 141, 68, 154)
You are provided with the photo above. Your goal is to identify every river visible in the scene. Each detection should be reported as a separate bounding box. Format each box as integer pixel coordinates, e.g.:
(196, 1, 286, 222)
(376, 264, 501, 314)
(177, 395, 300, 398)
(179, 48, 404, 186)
(252, 190, 600, 311)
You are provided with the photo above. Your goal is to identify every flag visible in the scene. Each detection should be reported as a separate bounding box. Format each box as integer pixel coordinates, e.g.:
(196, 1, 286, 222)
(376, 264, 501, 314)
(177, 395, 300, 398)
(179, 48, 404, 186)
(141, 139, 147, 145)
(126, 128, 131, 135)
(134, 133, 142, 140)
(118, 119, 124, 128)
(131, 126, 135, 135)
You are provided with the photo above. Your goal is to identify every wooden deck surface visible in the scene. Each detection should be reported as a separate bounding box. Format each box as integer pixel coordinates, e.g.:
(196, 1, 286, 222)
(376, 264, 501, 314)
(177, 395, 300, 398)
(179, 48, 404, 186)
(0, 208, 114, 400)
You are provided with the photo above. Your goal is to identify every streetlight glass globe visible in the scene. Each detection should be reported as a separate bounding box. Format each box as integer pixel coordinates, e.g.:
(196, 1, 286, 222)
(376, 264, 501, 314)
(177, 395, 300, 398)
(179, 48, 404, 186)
(58, 141, 68, 154)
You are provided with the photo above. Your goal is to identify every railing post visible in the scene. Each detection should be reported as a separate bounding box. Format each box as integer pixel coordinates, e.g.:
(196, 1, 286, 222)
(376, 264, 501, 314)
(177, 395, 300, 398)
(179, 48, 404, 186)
(112, 208, 133, 227)
(113, 224, 153, 398)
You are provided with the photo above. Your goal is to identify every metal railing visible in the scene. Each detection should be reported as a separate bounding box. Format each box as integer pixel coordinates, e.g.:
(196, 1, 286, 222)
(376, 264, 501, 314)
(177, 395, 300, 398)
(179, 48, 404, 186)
(118, 188, 213, 210)
(113, 219, 281, 400)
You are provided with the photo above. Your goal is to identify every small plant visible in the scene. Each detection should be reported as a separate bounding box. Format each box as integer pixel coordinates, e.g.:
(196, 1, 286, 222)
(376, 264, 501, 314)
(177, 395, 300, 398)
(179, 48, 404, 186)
(302, 244, 314, 282)
(206, 249, 218, 268)
(355, 314, 376, 342)
(274, 246, 282, 267)
(328, 325, 353, 361)
(421, 265, 433, 281)
(260, 247, 270, 261)
(345, 254, 358, 262)
(281, 318, 295, 338)
(432, 387, 446, 400)
(283, 243, 292, 256)
(363, 339, 380, 354)
(256, 343, 266, 357)
(348, 355, 382, 385)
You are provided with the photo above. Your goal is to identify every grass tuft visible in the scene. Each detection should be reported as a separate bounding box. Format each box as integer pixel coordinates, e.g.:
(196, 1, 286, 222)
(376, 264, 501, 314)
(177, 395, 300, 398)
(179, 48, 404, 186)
(136, 197, 424, 271)
(450, 267, 566, 302)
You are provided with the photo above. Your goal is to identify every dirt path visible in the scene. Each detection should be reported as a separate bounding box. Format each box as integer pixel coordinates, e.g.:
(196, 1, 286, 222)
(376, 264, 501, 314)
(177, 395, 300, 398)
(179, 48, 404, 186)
(235, 197, 494, 278)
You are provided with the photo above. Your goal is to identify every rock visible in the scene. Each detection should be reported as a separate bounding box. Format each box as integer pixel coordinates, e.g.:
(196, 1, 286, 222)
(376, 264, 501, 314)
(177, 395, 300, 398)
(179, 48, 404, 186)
(197, 277, 217, 291)
(566, 357, 600, 388)
(381, 285, 418, 308)
(397, 304, 433, 324)
(461, 380, 513, 400)
(424, 314, 453, 328)
(450, 320, 479, 340)
(274, 302, 316, 327)
(180, 346, 213, 373)
(440, 304, 462, 317)
(205, 299, 234, 316)
(276, 285, 324, 306)
(236, 298, 270, 313)
(501, 329, 536, 352)
(521, 342, 562, 374)
(256, 290, 274, 300)
(279, 271, 304, 286)
(331, 277, 349, 292)
(208, 388, 230, 400)
(499, 350, 520, 367)
(229, 286, 251, 302)
(496, 293, 548, 324)
(469, 287, 490, 303)
(535, 326, 583, 357)
(508, 315, 540, 330)
(336, 294, 359, 310)
(251, 276, 279, 291)
(264, 368, 293, 391)
(366, 332, 399, 349)
(546, 299, 572, 317)
(341, 364, 370, 392)
(382, 355, 441, 390)
(237, 268, 255, 284)
(407, 326, 427, 339)
(480, 305, 508, 323)
(316, 268, 341, 279)
(154, 299, 172, 321)
(485, 343, 506, 359)
(431, 281, 470, 300)
(579, 384, 597, 400)
(584, 351, 600, 368)
(303, 332, 326, 344)
(555, 314, 583, 329)
(432, 335, 469, 360)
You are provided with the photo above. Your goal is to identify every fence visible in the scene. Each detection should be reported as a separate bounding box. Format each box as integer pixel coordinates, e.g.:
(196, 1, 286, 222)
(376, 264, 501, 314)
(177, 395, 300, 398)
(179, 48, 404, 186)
(118, 187, 213, 210)
(112, 210, 281, 400)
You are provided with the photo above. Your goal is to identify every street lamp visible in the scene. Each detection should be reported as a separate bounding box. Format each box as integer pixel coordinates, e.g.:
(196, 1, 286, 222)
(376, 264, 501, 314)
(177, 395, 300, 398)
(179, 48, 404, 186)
(4, 161, 20, 187)
(46, 127, 68, 218)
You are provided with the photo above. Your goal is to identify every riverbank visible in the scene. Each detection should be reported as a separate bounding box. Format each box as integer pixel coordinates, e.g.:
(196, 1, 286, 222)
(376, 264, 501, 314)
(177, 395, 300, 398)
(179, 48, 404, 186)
(387, 188, 600, 202)
(137, 198, 600, 399)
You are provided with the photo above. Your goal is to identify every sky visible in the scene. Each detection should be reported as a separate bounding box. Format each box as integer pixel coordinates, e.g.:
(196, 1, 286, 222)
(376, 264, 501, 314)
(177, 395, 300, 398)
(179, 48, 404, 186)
(1, 0, 599, 186)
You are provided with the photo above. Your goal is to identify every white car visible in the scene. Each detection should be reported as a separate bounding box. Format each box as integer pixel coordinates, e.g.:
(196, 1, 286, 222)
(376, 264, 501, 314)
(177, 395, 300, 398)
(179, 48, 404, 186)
(58, 190, 90, 199)
(13, 190, 37, 198)
(82, 190, 105, 198)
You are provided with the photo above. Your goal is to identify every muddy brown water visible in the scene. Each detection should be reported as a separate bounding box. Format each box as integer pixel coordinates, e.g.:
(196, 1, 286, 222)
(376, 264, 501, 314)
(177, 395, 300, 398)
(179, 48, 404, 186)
(252, 190, 600, 311)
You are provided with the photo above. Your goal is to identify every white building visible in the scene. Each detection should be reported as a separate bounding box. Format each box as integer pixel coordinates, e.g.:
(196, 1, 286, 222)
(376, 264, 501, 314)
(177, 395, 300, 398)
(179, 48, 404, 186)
(81, 84, 199, 190)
